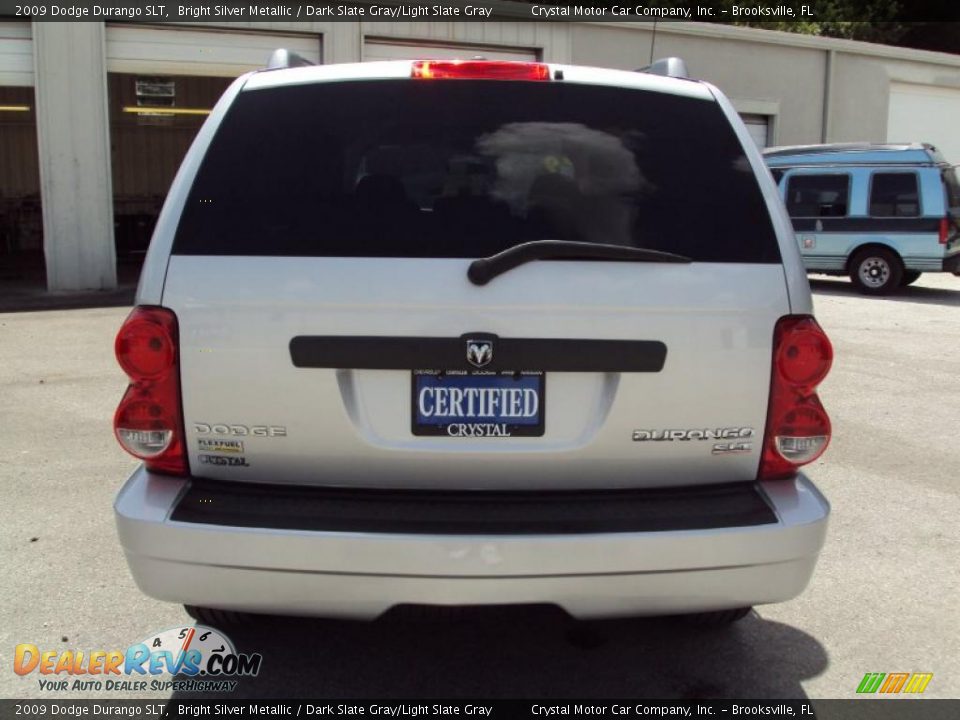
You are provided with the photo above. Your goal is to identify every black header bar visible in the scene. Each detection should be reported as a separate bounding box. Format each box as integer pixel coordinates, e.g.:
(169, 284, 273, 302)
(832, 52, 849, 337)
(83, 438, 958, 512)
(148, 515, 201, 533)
(1, 1, 959, 23)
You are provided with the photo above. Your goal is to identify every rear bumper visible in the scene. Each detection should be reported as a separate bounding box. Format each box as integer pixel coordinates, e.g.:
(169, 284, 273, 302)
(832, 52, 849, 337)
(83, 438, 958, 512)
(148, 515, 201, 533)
(114, 468, 830, 619)
(902, 252, 960, 273)
(943, 252, 960, 274)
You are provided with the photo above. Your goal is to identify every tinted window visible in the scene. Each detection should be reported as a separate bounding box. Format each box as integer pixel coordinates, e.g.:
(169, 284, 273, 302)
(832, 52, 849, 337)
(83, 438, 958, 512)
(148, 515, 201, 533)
(785, 174, 849, 218)
(174, 80, 779, 263)
(943, 168, 960, 211)
(870, 173, 919, 217)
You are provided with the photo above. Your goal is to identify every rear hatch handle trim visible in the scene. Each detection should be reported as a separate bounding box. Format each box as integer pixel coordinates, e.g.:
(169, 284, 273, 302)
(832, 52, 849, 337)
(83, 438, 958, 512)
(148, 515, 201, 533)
(290, 334, 667, 372)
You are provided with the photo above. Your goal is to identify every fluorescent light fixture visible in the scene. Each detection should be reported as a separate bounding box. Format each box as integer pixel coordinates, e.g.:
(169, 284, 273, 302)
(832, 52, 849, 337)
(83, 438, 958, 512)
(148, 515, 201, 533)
(122, 106, 211, 116)
(0, 105, 31, 112)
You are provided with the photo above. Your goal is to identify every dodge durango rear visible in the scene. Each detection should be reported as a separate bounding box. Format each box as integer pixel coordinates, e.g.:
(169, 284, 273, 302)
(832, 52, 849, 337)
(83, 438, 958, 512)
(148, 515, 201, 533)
(113, 56, 832, 626)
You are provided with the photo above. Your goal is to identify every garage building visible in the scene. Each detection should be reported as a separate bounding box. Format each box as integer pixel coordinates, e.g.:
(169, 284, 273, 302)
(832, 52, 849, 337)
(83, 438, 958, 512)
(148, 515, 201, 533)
(1, 15, 959, 292)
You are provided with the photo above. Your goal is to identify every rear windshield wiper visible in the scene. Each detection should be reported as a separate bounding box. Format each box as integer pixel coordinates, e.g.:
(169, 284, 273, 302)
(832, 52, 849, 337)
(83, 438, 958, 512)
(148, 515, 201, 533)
(467, 240, 692, 286)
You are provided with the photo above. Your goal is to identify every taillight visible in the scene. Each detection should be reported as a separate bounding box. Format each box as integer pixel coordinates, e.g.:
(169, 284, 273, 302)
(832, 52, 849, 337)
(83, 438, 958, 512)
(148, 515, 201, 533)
(412, 60, 550, 81)
(759, 316, 833, 481)
(113, 307, 187, 476)
(939, 217, 950, 245)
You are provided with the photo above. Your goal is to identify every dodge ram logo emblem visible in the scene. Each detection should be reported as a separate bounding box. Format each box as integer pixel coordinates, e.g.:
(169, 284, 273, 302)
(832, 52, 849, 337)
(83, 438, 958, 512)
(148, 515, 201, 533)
(466, 340, 493, 368)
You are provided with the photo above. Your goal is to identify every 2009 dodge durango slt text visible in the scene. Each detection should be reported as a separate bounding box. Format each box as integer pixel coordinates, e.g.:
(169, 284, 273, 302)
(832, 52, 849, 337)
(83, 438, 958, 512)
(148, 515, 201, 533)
(112, 56, 833, 626)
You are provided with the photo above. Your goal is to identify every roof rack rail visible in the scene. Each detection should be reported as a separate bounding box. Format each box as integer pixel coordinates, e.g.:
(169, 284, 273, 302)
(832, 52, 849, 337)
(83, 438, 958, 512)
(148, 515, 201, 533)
(762, 142, 930, 158)
(637, 57, 689, 79)
(266, 48, 316, 71)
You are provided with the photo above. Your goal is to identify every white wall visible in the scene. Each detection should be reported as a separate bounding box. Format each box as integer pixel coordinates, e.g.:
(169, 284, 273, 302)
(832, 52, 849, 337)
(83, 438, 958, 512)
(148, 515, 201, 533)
(888, 82, 960, 165)
(8, 19, 960, 290)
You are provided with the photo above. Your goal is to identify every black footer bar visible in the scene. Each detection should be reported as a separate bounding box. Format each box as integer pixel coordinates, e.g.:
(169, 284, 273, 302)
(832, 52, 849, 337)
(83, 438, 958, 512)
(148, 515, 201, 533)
(2, 700, 959, 720)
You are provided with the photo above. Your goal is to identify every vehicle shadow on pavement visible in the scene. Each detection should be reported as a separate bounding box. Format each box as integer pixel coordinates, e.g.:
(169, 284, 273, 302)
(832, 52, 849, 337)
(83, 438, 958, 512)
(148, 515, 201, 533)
(172, 605, 826, 699)
(809, 277, 960, 307)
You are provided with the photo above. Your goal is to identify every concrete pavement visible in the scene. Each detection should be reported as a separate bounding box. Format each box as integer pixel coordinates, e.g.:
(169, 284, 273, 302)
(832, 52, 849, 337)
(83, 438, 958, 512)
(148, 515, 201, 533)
(1, 274, 957, 700)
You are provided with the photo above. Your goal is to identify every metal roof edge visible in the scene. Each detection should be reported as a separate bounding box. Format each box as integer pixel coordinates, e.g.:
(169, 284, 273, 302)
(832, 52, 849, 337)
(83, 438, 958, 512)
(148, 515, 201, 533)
(588, 20, 960, 69)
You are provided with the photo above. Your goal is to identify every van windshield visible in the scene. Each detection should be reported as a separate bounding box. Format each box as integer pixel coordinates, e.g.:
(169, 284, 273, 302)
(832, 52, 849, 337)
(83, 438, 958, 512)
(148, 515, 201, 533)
(173, 79, 780, 263)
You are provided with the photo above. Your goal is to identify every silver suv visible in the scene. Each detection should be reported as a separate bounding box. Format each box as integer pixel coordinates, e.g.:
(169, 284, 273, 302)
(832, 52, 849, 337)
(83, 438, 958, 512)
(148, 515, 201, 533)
(113, 56, 833, 626)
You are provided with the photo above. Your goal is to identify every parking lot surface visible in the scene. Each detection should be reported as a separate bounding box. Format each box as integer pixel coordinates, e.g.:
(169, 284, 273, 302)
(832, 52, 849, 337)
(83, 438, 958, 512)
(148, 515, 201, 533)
(1, 274, 958, 700)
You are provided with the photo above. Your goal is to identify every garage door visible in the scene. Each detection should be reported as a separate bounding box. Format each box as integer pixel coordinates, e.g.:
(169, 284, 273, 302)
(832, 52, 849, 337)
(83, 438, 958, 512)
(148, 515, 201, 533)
(888, 82, 960, 165)
(364, 39, 537, 63)
(0, 21, 33, 87)
(106, 26, 321, 77)
(740, 114, 770, 149)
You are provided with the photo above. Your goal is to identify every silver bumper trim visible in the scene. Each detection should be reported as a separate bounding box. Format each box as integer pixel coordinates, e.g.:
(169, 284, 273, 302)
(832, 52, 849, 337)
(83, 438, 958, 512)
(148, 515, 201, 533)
(115, 468, 829, 619)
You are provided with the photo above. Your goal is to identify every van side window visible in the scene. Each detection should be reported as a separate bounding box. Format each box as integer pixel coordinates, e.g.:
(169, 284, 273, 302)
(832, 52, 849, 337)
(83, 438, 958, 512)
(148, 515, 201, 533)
(785, 175, 849, 218)
(870, 173, 920, 217)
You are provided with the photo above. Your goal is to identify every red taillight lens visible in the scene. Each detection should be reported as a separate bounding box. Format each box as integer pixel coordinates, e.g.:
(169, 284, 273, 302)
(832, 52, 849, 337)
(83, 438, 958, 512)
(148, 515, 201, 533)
(113, 307, 187, 476)
(115, 312, 176, 379)
(939, 217, 949, 245)
(412, 60, 550, 81)
(774, 317, 833, 393)
(759, 316, 833, 481)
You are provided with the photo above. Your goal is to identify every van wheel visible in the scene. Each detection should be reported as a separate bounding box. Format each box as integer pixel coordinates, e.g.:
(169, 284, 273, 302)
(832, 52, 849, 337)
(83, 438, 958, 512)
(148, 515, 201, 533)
(184, 605, 252, 627)
(900, 271, 922, 287)
(850, 248, 903, 295)
(679, 607, 753, 626)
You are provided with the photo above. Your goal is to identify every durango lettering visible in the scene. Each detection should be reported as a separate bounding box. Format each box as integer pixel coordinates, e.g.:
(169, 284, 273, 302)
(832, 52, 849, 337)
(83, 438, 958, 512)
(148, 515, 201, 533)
(633, 427, 754, 441)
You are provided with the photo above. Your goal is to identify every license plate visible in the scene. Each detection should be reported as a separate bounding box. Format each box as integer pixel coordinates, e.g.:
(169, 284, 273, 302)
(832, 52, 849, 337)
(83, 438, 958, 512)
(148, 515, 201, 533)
(412, 370, 545, 437)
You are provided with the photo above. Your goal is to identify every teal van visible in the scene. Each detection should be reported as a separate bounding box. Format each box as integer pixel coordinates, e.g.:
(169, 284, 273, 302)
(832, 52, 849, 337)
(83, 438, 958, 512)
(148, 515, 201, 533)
(765, 143, 960, 294)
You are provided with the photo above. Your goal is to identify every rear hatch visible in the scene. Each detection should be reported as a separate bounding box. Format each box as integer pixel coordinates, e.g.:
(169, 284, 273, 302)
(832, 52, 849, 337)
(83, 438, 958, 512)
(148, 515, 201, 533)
(161, 65, 789, 490)
(942, 166, 960, 247)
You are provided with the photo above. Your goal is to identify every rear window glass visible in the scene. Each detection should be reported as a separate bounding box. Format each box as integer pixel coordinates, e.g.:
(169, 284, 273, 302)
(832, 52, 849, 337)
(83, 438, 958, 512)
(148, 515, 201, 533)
(785, 174, 850, 218)
(944, 168, 960, 211)
(173, 80, 780, 263)
(869, 172, 920, 217)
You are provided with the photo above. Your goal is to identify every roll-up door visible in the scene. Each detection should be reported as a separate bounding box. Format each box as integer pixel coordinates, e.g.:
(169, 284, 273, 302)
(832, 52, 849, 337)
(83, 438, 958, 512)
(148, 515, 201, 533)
(740, 114, 770, 149)
(888, 82, 960, 165)
(106, 26, 321, 77)
(0, 21, 42, 285)
(0, 21, 33, 87)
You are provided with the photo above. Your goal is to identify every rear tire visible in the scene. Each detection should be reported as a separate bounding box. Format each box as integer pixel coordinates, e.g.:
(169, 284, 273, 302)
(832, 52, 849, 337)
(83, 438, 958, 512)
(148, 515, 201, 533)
(184, 605, 253, 627)
(900, 271, 922, 286)
(679, 607, 753, 626)
(849, 248, 903, 295)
